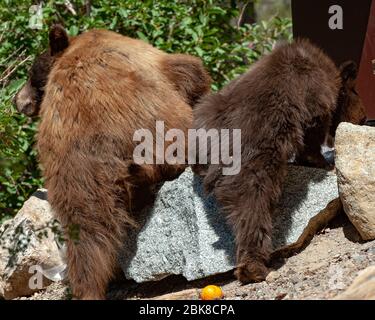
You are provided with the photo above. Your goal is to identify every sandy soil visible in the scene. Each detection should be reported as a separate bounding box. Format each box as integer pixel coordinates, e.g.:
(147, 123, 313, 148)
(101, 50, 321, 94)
(19, 214, 375, 300)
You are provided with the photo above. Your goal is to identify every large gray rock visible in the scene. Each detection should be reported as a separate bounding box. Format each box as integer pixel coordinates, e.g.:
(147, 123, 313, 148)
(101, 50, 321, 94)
(120, 166, 338, 282)
(0, 190, 65, 299)
(335, 122, 375, 240)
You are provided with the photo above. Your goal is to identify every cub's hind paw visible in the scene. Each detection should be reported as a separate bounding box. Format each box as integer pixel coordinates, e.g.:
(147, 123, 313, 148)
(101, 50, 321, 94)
(235, 261, 269, 284)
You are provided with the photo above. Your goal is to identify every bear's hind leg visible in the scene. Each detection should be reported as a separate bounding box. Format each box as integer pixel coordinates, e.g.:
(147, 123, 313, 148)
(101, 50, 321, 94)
(49, 158, 135, 299)
(211, 159, 287, 283)
(66, 227, 122, 300)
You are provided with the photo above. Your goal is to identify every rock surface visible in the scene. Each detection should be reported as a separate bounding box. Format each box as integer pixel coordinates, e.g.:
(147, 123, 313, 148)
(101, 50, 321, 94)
(20, 221, 375, 300)
(335, 122, 375, 240)
(0, 190, 65, 299)
(120, 166, 338, 282)
(335, 266, 375, 300)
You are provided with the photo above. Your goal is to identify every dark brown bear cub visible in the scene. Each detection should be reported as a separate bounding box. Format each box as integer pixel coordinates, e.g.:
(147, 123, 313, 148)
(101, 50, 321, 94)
(193, 39, 364, 283)
(15, 25, 211, 299)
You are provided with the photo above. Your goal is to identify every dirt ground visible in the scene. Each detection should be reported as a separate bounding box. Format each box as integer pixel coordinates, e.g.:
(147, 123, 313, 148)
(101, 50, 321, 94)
(19, 214, 375, 300)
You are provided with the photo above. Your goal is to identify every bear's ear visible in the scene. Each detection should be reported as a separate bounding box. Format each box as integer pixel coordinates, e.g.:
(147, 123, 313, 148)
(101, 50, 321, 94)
(49, 24, 69, 56)
(339, 60, 358, 86)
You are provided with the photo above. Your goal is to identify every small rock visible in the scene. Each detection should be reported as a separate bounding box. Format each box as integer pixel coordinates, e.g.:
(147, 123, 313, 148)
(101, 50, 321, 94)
(275, 292, 288, 300)
(334, 266, 375, 300)
(334, 256, 343, 262)
(313, 281, 321, 288)
(335, 122, 375, 240)
(351, 254, 366, 264)
(0, 190, 65, 300)
(286, 268, 296, 275)
(266, 271, 280, 283)
(292, 276, 301, 285)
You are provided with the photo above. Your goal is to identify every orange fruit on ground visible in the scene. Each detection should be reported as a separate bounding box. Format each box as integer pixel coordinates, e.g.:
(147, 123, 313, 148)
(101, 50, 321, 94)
(200, 285, 224, 300)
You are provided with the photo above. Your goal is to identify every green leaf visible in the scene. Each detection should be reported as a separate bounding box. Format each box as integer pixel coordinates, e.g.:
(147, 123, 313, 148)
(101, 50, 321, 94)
(7, 79, 25, 95)
(195, 46, 204, 57)
(136, 31, 148, 42)
(69, 25, 79, 36)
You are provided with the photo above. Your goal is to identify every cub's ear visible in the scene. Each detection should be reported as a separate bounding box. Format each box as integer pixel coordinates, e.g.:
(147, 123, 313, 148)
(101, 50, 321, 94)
(49, 24, 69, 56)
(339, 60, 358, 86)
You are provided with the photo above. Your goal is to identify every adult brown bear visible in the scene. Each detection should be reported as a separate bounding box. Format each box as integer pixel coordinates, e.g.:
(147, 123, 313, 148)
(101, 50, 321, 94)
(15, 25, 211, 299)
(193, 39, 366, 284)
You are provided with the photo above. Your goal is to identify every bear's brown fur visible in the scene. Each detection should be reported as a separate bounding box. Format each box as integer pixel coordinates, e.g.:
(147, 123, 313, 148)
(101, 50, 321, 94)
(192, 39, 365, 283)
(15, 25, 211, 299)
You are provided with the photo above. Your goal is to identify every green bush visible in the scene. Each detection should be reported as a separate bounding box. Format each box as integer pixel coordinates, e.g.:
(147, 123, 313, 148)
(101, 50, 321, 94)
(0, 0, 292, 223)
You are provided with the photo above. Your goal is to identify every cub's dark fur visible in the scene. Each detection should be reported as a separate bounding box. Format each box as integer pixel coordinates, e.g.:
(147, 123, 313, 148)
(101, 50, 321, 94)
(193, 39, 364, 283)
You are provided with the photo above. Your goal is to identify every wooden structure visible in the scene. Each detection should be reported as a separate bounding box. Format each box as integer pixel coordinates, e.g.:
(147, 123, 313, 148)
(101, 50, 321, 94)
(292, 0, 375, 119)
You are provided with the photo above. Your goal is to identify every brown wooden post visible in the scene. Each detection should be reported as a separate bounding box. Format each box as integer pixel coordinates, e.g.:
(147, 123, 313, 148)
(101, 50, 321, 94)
(357, 0, 375, 119)
(292, 0, 374, 119)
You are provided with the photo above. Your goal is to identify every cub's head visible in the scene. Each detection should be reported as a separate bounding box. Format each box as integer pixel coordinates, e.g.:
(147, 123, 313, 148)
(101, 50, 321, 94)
(330, 61, 367, 136)
(14, 25, 69, 116)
